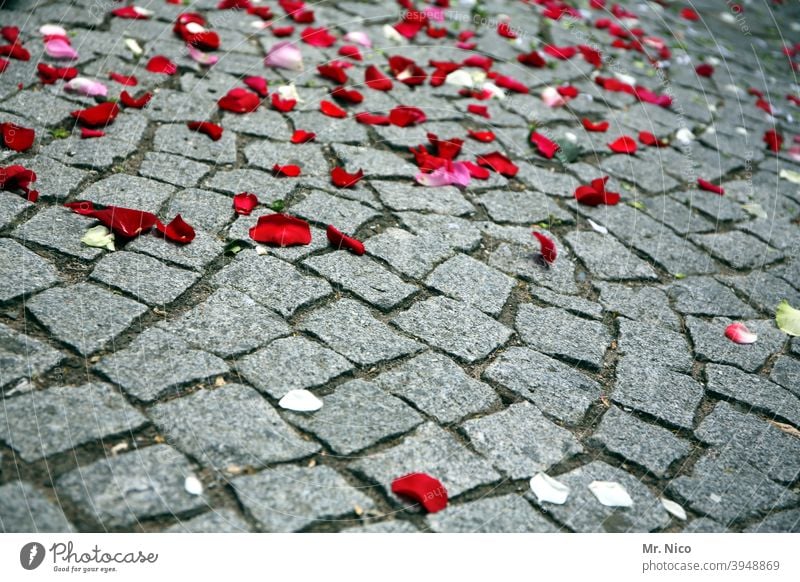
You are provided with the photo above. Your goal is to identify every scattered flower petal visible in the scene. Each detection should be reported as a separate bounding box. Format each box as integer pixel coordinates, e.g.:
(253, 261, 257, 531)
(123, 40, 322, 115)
(575, 176, 620, 206)
(218, 88, 260, 113)
(588, 480, 634, 508)
(661, 497, 687, 520)
(70, 102, 120, 127)
(725, 322, 758, 344)
(476, 151, 518, 177)
(530, 131, 560, 159)
(233, 192, 258, 215)
(184, 475, 203, 496)
(279, 389, 323, 412)
(187, 121, 223, 141)
(155, 214, 195, 244)
(81, 225, 115, 251)
(249, 213, 311, 246)
(326, 224, 365, 255)
(291, 129, 316, 143)
(1, 122, 35, 151)
(272, 164, 301, 177)
(44, 38, 78, 60)
(80, 128, 105, 139)
(331, 167, 363, 188)
(145, 55, 177, 75)
(532, 231, 557, 264)
(608, 135, 637, 154)
(697, 178, 724, 195)
(529, 473, 570, 505)
(120, 90, 151, 109)
(391, 473, 448, 513)
(64, 77, 108, 97)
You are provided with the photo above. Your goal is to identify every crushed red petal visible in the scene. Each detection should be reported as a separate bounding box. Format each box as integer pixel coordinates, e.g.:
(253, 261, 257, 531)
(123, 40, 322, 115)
(155, 214, 196, 244)
(187, 121, 224, 141)
(331, 167, 364, 188)
(390, 473, 448, 513)
(272, 164, 301, 177)
(532, 231, 557, 264)
(326, 224, 365, 255)
(291, 129, 316, 143)
(120, 90, 152, 109)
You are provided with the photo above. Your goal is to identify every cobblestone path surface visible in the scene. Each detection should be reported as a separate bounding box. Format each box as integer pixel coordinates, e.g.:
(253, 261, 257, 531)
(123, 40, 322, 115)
(0, 0, 799, 533)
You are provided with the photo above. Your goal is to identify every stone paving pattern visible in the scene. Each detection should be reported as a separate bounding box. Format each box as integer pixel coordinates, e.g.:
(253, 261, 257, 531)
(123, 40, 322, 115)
(0, 0, 799, 533)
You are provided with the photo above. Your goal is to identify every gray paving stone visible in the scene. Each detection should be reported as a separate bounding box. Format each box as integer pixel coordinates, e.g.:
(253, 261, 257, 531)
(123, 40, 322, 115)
(682, 518, 729, 533)
(479, 190, 571, 224)
(374, 181, 474, 215)
(425, 254, 514, 317)
(0, 382, 147, 462)
(0, 239, 59, 302)
(516, 304, 610, 369)
(484, 347, 602, 425)
(705, 364, 800, 428)
(720, 271, 800, 316)
(0, 322, 64, 389)
(160, 288, 290, 359)
(163, 509, 252, 533)
(668, 449, 797, 526)
(427, 494, 558, 533)
(139, 152, 211, 188)
(233, 465, 375, 532)
(691, 231, 783, 270)
(56, 444, 207, 528)
(301, 299, 422, 366)
(352, 423, 501, 499)
(164, 188, 235, 233)
(770, 356, 800, 398)
(223, 108, 291, 139)
(0, 481, 74, 533)
(205, 169, 297, 200)
(0, 90, 75, 126)
(0, 192, 31, 231)
(149, 383, 320, 470)
(91, 251, 199, 306)
(154, 123, 237, 165)
(669, 277, 759, 318)
(595, 282, 681, 329)
(286, 379, 423, 455)
(744, 510, 800, 533)
(127, 229, 225, 271)
(617, 319, 693, 373)
(212, 252, 331, 317)
(529, 286, 603, 319)
(589, 406, 691, 477)
(245, 142, 328, 176)
(517, 162, 580, 197)
(463, 402, 582, 479)
(291, 190, 380, 233)
(696, 401, 800, 484)
(78, 174, 176, 215)
(392, 296, 512, 363)
(397, 212, 482, 251)
(342, 520, 419, 533)
(374, 351, 500, 424)
(613, 360, 704, 430)
(236, 336, 354, 399)
(27, 283, 147, 356)
(94, 327, 228, 402)
(528, 461, 670, 532)
(303, 251, 418, 311)
(331, 144, 418, 178)
(489, 242, 580, 294)
(565, 230, 658, 281)
(17, 155, 89, 201)
(14, 206, 102, 260)
(686, 317, 786, 372)
(366, 228, 453, 279)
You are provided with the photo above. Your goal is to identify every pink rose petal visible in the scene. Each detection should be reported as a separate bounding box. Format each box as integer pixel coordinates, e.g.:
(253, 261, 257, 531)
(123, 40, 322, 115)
(725, 322, 758, 344)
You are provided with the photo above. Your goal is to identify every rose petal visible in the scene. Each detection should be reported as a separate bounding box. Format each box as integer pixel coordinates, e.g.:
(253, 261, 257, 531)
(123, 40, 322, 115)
(218, 88, 260, 113)
(532, 231, 557, 264)
(0, 165, 37, 199)
(271, 93, 297, 112)
(1, 123, 35, 152)
(326, 224, 365, 255)
(582, 118, 609, 132)
(65, 202, 159, 238)
(70, 101, 120, 127)
(365, 65, 393, 91)
(389, 105, 426, 127)
(776, 300, 800, 336)
(272, 164, 301, 177)
(44, 38, 78, 60)
(300, 26, 336, 47)
(119, 90, 151, 109)
(291, 129, 316, 143)
(530, 131, 560, 159)
(320, 99, 347, 118)
(588, 481, 634, 507)
(187, 121, 223, 141)
(331, 167, 363, 188)
(278, 389, 323, 412)
(233, 192, 259, 215)
(64, 77, 108, 97)
(37, 63, 78, 84)
(243, 75, 268, 97)
(725, 322, 758, 344)
(155, 214, 196, 244)
(249, 213, 311, 246)
(80, 224, 115, 251)
(697, 178, 725, 195)
(608, 135, 637, 154)
(109, 71, 138, 86)
(265, 40, 303, 71)
(529, 473, 570, 505)
(467, 129, 495, 142)
(80, 127, 105, 139)
(390, 473, 448, 513)
(145, 55, 177, 74)
(476, 151, 518, 177)
(467, 103, 490, 118)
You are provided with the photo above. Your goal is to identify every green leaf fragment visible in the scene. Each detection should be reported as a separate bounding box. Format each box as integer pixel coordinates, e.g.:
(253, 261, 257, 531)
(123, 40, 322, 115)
(775, 300, 800, 336)
(269, 200, 285, 212)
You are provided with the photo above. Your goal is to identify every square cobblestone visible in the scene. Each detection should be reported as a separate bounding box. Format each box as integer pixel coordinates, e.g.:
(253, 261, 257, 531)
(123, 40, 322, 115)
(330, 144, 418, 178)
(366, 228, 454, 279)
(686, 316, 786, 372)
(139, 152, 211, 188)
(463, 402, 583, 479)
(691, 231, 783, 270)
(770, 356, 800, 397)
(236, 336, 354, 399)
(154, 123, 237, 165)
(479, 190, 571, 224)
(0, 481, 74, 532)
(78, 174, 176, 215)
(668, 277, 758, 318)
(0, 239, 59, 302)
(0, 382, 147, 462)
(397, 212, 482, 251)
(303, 251, 418, 311)
(425, 254, 515, 317)
(94, 328, 228, 402)
(14, 207, 102, 261)
(595, 282, 681, 330)
(392, 296, 513, 363)
(286, 379, 424, 455)
(426, 494, 558, 533)
(617, 319, 693, 372)
(91, 251, 199, 306)
(0, 322, 64, 389)
(290, 190, 380, 233)
(27, 283, 147, 356)
(164, 188, 235, 233)
(163, 509, 252, 533)
(489, 242, 580, 294)
(56, 444, 207, 529)
(17, 155, 89, 201)
(233, 465, 375, 532)
(301, 299, 422, 366)
(149, 383, 320, 470)
(374, 351, 500, 424)
(373, 181, 475, 216)
(565, 230, 658, 281)
(483, 347, 602, 425)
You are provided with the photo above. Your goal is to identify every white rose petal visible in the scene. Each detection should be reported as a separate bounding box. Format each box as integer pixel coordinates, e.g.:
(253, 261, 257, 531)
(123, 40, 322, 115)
(588, 481, 634, 508)
(530, 473, 570, 505)
(279, 389, 323, 412)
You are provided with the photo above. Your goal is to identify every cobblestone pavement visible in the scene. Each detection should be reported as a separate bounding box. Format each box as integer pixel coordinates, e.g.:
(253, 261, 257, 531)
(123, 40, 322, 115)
(1, 0, 799, 533)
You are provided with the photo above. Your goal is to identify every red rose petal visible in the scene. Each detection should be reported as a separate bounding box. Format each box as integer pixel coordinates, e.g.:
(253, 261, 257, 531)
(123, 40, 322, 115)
(233, 192, 259, 215)
(582, 118, 609, 132)
(695, 63, 714, 78)
(271, 25, 295, 37)
(146, 55, 177, 75)
(65, 202, 159, 238)
(155, 214, 195, 244)
(80, 127, 105, 139)
(389, 105, 426, 127)
(218, 88, 260, 113)
(291, 129, 316, 143)
(388, 55, 427, 85)
(608, 135, 637, 154)
(338, 44, 362, 61)
(530, 131, 560, 159)
(426, 133, 463, 161)
(0, 165, 37, 199)
(365, 65, 393, 91)
(467, 129, 495, 142)
(697, 178, 725, 195)
(0, 43, 30, 61)
(476, 151, 518, 177)
(331, 167, 364, 188)
(1, 122, 35, 152)
(271, 93, 297, 112)
(320, 99, 347, 118)
(109, 71, 138, 86)
(272, 164, 301, 177)
(467, 104, 490, 118)
(463, 161, 490, 180)
(543, 44, 577, 59)
(71, 101, 120, 127)
(326, 224, 365, 255)
(1, 26, 19, 44)
(495, 74, 528, 94)
(517, 50, 546, 67)
(556, 85, 579, 98)
(532, 231, 557, 264)
(300, 26, 336, 47)
(243, 75, 268, 97)
(763, 129, 783, 152)
(354, 111, 390, 125)
(574, 176, 621, 206)
(330, 86, 363, 104)
(680, 7, 700, 21)
(37, 63, 78, 84)
(120, 90, 152, 109)
(317, 64, 349, 84)
(112, 6, 150, 19)
(390, 473, 448, 513)
(462, 55, 493, 70)
(187, 121, 223, 141)
(249, 213, 311, 246)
